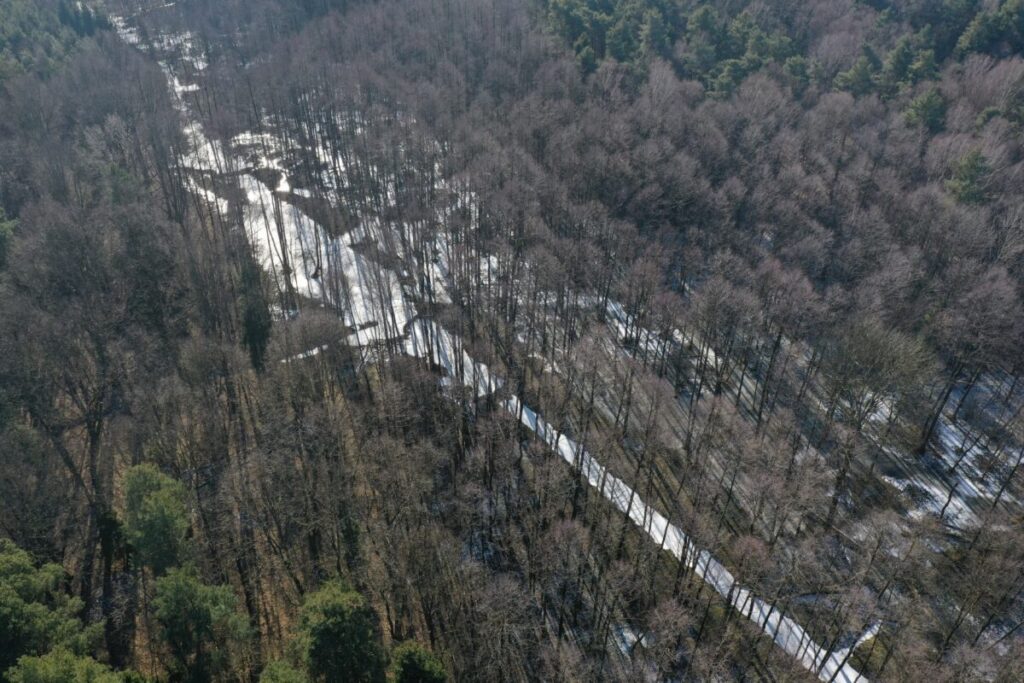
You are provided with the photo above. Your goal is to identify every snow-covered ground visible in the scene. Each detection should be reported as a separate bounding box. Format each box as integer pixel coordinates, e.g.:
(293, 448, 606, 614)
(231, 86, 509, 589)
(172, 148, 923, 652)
(870, 382, 1021, 530)
(114, 16, 869, 682)
(602, 292, 1022, 533)
(507, 394, 867, 681)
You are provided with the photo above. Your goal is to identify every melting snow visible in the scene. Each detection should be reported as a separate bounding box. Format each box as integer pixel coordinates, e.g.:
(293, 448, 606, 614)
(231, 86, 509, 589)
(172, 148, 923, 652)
(112, 17, 870, 682)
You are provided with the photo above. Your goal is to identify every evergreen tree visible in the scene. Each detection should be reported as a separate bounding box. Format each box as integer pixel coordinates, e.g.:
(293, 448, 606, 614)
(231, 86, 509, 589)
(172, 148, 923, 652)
(639, 9, 669, 58)
(153, 567, 251, 683)
(956, 11, 1003, 56)
(240, 258, 272, 371)
(606, 11, 640, 62)
(877, 36, 916, 94)
(783, 55, 810, 93)
(123, 465, 189, 575)
(905, 87, 947, 133)
(835, 56, 877, 96)
(297, 581, 385, 683)
(390, 642, 446, 683)
(946, 148, 992, 204)
(907, 48, 938, 83)
(5, 650, 124, 683)
(259, 661, 309, 683)
(0, 539, 100, 673)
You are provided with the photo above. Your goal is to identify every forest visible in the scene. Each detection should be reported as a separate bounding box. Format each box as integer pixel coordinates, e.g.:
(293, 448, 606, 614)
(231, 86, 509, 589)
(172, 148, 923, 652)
(1, 0, 1023, 681)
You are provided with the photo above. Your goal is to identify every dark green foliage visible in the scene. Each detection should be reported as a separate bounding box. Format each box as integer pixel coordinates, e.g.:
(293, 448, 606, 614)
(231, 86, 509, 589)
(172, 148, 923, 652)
(639, 9, 669, 58)
(867, 0, 980, 60)
(782, 54, 809, 92)
(545, 0, 683, 69)
(946, 148, 992, 204)
(606, 5, 641, 62)
(297, 581, 385, 683)
(123, 465, 189, 575)
(152, 567, 251, 683)
(57, 0, 109, 37)
(258, 661, 309, 683)
(908, 48, 938, 82)
(390, 641, 446, 683)
(240, 258, 272, 371)
(683, 8, 795, 94)
(542, 0, 1016, 101)
(574, 36, 597, 72)
(0, 0, 82, 83)
(906, 87, 947, 132)
(835, 55, 878, 96)
(5, 649, 124, 683)
(0, 539, 100, 673)
(876, 36, 916, 94)
(921, 0, 981, 60)
(956, 10, 1004, 55)
(956, 0, 1024, 56)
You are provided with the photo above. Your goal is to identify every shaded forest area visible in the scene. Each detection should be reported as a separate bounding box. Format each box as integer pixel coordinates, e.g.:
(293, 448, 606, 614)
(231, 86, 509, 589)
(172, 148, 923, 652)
(1, 0, 1024, 681)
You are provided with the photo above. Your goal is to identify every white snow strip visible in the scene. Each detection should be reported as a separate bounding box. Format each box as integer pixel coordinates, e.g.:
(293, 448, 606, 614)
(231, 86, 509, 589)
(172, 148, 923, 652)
(834, 622, 881, 661)
(238, 173, 416, 344)
(280, 345, 329, 363)
(406, 319, 500, 397)
(505, 394, 867, 683)
(116, 18, 867, 679)
(186, 178, 229, 214)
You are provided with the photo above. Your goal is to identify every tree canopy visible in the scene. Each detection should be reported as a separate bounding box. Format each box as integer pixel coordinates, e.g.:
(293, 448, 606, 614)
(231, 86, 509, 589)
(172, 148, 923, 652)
(0, 539, 99, 673)
(297, 581, 386, 683)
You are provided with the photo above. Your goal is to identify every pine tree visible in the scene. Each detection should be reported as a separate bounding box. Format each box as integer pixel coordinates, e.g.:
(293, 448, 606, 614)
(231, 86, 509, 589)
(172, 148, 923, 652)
(946, 149, 992, 204)
(835, 56, 876, 96)
(905, 87, 947, 133)
(5, 650, 124, 683)
(259, 661, 309, 683)
(0, 539, 100, 672)
(297, 581, 385, 683)
(390, 642, 447, 683)
(123, 465, 189, 575)
(153, 568, 251, 683)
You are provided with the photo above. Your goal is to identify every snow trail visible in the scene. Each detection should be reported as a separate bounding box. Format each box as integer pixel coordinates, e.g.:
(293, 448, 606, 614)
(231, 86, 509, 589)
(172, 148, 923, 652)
(505, 395, 867, 683)
(116, 18, 868, 681)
